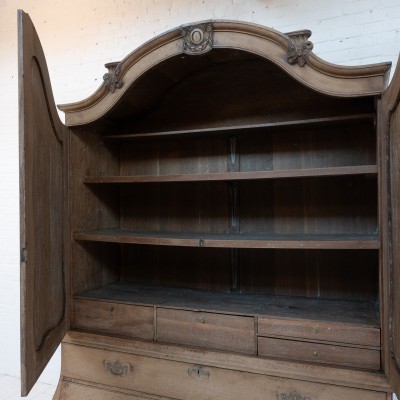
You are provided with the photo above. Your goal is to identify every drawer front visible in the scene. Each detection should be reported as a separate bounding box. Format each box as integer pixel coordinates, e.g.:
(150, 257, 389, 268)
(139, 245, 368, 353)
(157, 308, 256, 354)
(258, 317, 380, 347)
(61, 342, 386, 400)
(258, 337, 380, 370)
(59, 380, 176, 400)
(74, 299, 154, 340)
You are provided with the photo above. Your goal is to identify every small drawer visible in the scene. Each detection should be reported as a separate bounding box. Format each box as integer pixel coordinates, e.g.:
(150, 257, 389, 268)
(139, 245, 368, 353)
(258, 337, 381, 370)
(74, 299, 154, 340)
(156, 308, 256, 354)
(258, 316, 380, 347)
(61, 341, 386, 400)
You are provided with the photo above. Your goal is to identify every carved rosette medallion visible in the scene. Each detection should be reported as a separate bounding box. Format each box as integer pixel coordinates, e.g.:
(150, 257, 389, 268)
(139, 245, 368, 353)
(181, 23, 213, 55)
(286, 30, 314, 67)
(103, 61, 123, 93)
(280, 391, 311, 400)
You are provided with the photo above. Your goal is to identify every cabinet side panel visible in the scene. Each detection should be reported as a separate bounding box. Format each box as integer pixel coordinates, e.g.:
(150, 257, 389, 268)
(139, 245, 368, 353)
(69, 129, 120, 295)
(389, 98, 400, 394)
(380, 56, 400, 397)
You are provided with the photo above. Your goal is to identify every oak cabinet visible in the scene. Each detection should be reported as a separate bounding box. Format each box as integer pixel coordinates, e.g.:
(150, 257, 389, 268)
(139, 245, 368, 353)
(19, 9, 400, 400)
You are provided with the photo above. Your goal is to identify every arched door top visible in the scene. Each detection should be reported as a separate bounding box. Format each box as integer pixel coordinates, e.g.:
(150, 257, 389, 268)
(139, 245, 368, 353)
(58, 20, 391, 126)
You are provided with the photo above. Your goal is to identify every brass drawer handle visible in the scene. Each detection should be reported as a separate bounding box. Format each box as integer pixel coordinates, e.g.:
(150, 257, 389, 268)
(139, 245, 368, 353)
(280, 391, 311, 400)
(104, 360, 133, 376)
(188, 365, 210, 378)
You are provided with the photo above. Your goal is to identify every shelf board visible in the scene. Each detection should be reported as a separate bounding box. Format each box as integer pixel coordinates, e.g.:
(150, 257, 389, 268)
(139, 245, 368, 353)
(102, 113, 374, 141)
(75, 282, 380, 327)
(73, 229, 379, 249)
(83, 165, 378, 184)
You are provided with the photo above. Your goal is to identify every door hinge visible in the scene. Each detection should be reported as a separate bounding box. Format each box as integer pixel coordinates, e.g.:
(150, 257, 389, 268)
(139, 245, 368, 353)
(20, 248, 27, 264)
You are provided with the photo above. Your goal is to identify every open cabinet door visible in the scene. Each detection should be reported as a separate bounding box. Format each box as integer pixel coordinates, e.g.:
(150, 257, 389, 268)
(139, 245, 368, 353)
(18, 10, 69, 396)
(384, 55, 400, 398)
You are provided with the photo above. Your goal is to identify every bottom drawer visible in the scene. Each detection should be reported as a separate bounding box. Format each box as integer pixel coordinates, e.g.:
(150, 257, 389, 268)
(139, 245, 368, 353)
(58, 380, 175, 400)
(258, 337, 380, 370)
(61, 342, 386, 400)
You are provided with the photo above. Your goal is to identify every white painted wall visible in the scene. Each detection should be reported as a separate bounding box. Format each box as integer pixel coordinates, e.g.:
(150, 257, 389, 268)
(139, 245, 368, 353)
(0, 0, 399, 395)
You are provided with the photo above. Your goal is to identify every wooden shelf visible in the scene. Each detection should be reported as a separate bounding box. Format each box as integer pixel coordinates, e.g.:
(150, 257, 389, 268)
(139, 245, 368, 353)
(83, 165, 377, 184)
(73, 229, 379, 249)
(102, 113, 374, 141)
(75, 282, 380, 327)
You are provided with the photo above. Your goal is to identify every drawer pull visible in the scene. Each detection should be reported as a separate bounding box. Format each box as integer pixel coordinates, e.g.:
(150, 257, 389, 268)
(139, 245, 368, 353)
(312, 327, 319, 334)
(188, 365, 210, 378)
(104, 360, 133, 377)
(313, 349, 318, 356)
(280, 391, 311, 400)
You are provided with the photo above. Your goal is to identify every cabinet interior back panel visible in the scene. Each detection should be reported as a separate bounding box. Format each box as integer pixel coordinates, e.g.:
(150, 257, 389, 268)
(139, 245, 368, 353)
(120, 245, 378, 301)
(118, 123, 375, 176)
(239, 249, 378, 300)
(238, 123, 375, 171)
(120, 136, 228, 176)
(120, 182, 230, 232)
(239, 176, 377, 234)
(121, 246, 231, 291)
(109, 53, 375, 133)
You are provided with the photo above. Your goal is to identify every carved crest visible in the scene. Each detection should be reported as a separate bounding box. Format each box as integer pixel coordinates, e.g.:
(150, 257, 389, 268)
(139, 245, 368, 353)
(280, 391, 311, 400)
(181, 23, 213, 55)
(103, 61, 123, 93)
(286, 30, 313, 67)
(104, 360, 132, 376)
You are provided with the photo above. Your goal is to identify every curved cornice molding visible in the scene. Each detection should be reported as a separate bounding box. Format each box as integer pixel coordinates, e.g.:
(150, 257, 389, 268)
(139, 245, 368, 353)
(58, 20, 391, 126)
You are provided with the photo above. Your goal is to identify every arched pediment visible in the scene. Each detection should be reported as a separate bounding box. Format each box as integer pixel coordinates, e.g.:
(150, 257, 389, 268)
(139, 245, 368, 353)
(58, 20, 391, 126)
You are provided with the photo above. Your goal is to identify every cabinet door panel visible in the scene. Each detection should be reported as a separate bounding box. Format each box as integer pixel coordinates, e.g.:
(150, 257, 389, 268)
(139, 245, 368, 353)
(382, 55, 400, 398)
(18, 10, 69, 396)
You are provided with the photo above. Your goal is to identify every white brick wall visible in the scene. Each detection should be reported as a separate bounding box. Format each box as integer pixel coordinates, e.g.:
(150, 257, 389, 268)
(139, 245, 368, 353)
(0, 0, 399, 394)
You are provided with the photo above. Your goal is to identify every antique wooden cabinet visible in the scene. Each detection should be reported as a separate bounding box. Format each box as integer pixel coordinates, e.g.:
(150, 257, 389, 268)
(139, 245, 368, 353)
(19, 9, 400, 400)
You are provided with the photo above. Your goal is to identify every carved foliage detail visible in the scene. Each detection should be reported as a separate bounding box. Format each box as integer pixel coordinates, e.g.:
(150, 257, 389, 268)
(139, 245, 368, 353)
(286, 30, 314, 67)
(181, 23, 213, 55)
(104, 360, 133, 376)
(103, 61, 123, 93)
(280, 392, 311, 400)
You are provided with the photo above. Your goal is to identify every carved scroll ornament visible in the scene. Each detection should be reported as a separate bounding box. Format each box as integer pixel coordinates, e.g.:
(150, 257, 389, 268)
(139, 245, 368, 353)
(181, 22, 213, 54)
(103, 61, 123, 93)
(286, 30, 314, 67)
